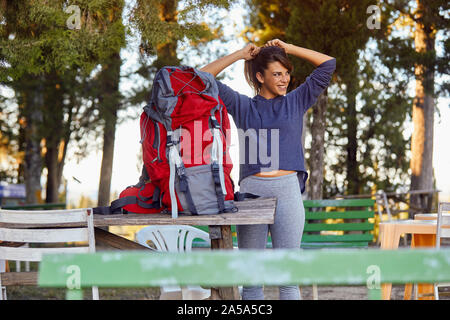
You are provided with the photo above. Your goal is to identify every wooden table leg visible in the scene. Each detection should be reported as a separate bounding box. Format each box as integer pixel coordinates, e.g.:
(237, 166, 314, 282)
(403, 233, 435, 300)
(379, 223, 400, 300)
(94, 227, 150, 250)
(209, 225, 240, 300)
(404, 235, 415, 300)
(413, 233, 435, 300)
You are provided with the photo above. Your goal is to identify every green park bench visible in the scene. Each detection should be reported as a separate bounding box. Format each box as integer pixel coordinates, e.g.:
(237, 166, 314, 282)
(38, 248, 450, 300)
(193, 198, 375, 249)
(301, 198, 376, 248)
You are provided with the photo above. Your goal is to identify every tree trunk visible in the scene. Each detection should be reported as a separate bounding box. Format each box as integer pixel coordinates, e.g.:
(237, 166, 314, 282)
(97, 52, 122, 207)
(308, 90, 328, 200)
(57, 119, 70, 191)
(410, 0, 435, 216)
(44, 74, 64, 203)
(98, 122, 117, 206)
(345, 78, 359, 195)
(45, 143, 59, 203)
(45, 138, 67, 203)
(23, 78, 44, 204)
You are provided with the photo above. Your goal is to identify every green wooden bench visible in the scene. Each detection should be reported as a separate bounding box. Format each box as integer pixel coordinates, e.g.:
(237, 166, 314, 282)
(38, 248, 450, 300)
(301, 198, 375, 248)
(193, 198, 375, 249)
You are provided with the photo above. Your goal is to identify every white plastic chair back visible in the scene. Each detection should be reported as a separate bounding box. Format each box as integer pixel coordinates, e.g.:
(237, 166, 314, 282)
(136, 225, 210, 252)
(136, 225, 211, 300)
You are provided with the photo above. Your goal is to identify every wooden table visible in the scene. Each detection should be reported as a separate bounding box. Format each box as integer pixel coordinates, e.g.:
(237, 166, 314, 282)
(414, 213, 450, 221)
(1, 197, 276, 300)
(379, 219, 438, 300)
(94, 197, 277, 300)
(401, 213, 450, 300)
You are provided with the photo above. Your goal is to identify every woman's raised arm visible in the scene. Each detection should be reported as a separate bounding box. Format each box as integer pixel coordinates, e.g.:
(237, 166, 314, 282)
(200, 43, 260, 77)
(264, 39, 334, 67)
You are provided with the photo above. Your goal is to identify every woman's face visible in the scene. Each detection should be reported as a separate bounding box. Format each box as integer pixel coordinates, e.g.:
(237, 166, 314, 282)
(256, 61, 291, 99)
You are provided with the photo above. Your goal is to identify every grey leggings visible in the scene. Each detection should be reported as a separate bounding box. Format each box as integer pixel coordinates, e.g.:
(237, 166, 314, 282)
(237, 173, 305, 300)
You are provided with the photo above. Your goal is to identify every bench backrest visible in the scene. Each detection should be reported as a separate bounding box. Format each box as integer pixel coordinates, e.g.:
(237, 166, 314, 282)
(38, 248, 450, 300)
(302, 198, 376, 248)
(0, 207, 99, 300)
(0, 208, 95, 262)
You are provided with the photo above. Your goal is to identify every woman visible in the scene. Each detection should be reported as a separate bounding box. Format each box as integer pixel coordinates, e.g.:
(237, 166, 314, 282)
(200, 39, 336, 300)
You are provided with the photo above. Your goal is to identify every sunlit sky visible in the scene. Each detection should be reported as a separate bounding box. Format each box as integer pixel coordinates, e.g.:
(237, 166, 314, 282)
(59, 3, 450, 205)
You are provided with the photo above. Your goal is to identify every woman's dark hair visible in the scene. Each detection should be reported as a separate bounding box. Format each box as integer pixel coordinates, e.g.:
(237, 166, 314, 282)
(244, 46, 293, 95)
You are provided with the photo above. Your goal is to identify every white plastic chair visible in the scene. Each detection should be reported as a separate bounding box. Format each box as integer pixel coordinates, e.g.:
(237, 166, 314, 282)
(135, 225, 211, 300)
(0, 208, 99, 300)
(434, 202, 450, 300)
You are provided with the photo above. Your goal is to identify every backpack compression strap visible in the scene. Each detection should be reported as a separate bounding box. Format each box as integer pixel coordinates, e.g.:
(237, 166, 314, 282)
(200, 67, 228, 213)
(167, 132, 199, 217)
(93, 186, 161, 215)
(209, 115, 227, 213)
(233, 192, 260, 201)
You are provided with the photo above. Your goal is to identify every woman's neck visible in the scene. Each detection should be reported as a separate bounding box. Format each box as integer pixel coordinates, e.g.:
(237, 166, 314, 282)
(258, 88, 277, 100)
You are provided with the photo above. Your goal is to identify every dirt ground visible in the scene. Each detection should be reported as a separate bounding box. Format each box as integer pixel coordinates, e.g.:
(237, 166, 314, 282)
(266, 285, 405, 300)
(3, 284, 412, 300)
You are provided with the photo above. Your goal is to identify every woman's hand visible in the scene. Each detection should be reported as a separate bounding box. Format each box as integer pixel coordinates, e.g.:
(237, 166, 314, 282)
(239, 43, 260, 60)
(200, 43, 260, 76)
(264, 39, 291, 54)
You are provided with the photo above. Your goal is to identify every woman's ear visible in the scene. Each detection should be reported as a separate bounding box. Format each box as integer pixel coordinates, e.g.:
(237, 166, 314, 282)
(256, 71, 264, 84)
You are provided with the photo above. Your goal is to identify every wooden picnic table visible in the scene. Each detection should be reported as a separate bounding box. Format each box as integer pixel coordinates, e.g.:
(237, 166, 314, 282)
(2, 197, 276, 300)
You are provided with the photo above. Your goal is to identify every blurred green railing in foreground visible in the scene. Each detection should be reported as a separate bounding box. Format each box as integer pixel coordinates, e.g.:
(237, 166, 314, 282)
(38, 248, 450, 300)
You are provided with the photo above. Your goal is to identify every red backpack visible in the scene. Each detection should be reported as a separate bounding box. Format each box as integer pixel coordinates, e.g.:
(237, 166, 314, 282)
(94, 66, 237, 216)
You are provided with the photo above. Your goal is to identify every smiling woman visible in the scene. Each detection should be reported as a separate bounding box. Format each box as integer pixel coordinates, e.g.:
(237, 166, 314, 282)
(259, 62, 291, 97)
(199, 39, 336, 300)
(244, 45, 293, 98)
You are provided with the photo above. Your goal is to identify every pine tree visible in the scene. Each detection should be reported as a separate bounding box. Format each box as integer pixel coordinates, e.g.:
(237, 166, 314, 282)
(409, 0, 447, 213)
(377, 0, 449, 214)
(96, 1, 126, 207)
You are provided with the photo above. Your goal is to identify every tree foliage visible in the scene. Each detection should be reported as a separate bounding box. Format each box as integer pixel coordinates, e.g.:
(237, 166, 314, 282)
(0, 0, 235, 203)
(377, 0, 449, 214)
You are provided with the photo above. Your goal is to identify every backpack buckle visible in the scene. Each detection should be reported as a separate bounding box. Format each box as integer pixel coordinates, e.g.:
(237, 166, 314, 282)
(210, 115, 220, 129)
(166, 134, 174, 147)
(176, 164, 186, 177)
(211, 161, 220, 172)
